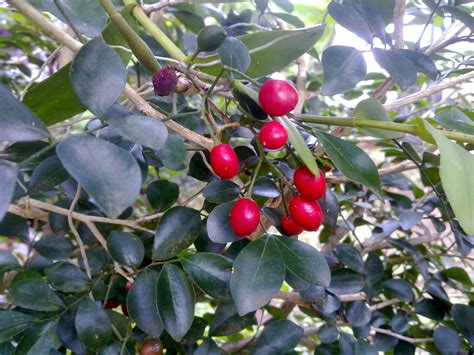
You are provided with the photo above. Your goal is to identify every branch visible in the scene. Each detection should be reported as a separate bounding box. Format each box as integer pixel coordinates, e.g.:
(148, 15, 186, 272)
(393, 0, 406, 49)
(372, 327, 433, 344)
(142, 0, 188, 13)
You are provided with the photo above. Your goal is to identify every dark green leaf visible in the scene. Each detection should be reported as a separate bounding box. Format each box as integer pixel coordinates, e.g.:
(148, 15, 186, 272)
(334, 244, 365, 274)
(372, 48, 417, 89)
(355, 339, 377, 355)
(0, 160, 17, 221)
(0, 213, 29, 240)
(328, 269, 365, 295)
(383, 279, 415, 302)
(0, 250, 19, 272)
(156, 134, 186, 171)
(276, 236, 330, 286)
(315, 130, 381, 194)
(46, 262, 91, 293)
(441, 267, 473, 288)
(415, 299, 446, 320)
(29, 155, 69, 193)
(70, 38, 126, 115)
(146, 180, 179, 212)
(0, 84, 49, 142)
(327, 2, 373, 44)
(0, 342, 14, 354)
(374, 331, 398, 351)
(210, 302, 255, 336)
(442, 6, 474, 32)
(339, 333, 356, 355)
(433, 326, 460, 355)
(230, 236, 285, 315)
(252, 320, 304, 354)
(393, 49, 438, 80)
(157, 264, 195, 342)
(57, 135, 141, 218)
(391, 314, 410, 333)
(320, 189, 339, 230)
(127, 270, 163, 338)
(251, 177, 280, 198)
(321, 46, 367, 95)
(10, 279, 64, 311)
(365, 252, 384, 285)
(354, 98, 404, 139)
(319, 324, 339, 344)
(452, 304, 474, 346)
(34, 235, 74, 260)
(195, 338, 220, 355)
(107, 231, 145, 267)
(218, 37, 251, 77)
(75, 299, 112, 350)
(14, 320, 61, 355)
(207, 201, 240, 243)
(204, 180, 241, 203)
(183, 253, 232, 300)
(346, 301, 371, 327)
(174, 10, 205, 33)
(0, 311, 34, 342)
(152, 206, 201, 260)
(435, 107, 474, 135)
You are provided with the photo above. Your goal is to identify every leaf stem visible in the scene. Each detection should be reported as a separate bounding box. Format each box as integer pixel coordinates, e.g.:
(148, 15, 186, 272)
(247, 158, 263, 197)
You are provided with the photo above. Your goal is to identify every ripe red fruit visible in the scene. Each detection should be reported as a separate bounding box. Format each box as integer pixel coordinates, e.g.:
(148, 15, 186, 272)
(103, 298, 120, 309)
(259, 121, 288, 150)
(139, 338, 164, 355)
(152, 68, 178, 96)
(289, 195, 323, 231)
(281, 216, 304, 236)
(121, 304, 129, 317)
(258, 79, 298, 117)
(230, 198, 260, 237)
(294, 166, 326, 200)
(210, 144, 239, 179)
(124, 281, 132, 292)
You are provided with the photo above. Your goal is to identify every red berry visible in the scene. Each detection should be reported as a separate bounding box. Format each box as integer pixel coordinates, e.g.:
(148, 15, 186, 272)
(152, 68, 178, 96)
(210, 144, 239, 179)
(103, 298, 120, 309)
(259, 121, 288, 150)
(124, 281, 133, 292)
(281, 216, 304, 236)
(289, 195, 323, 231)
(121, 303, 129, 316)
(294, 166, 326, 200)
(139, 338, 164, 355)
(258, 79, 298, 117)
(230, 198, 260, 237)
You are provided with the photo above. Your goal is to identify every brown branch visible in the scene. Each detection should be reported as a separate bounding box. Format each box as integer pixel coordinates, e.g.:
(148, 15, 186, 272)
(372, 327, 433, 344)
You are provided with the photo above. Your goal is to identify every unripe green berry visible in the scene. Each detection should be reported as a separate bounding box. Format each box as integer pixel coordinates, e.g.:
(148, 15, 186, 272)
(197, 25, 227, 52)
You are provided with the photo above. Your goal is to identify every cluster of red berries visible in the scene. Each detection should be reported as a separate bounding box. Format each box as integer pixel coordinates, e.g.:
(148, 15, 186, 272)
(103, 281, 132, 316)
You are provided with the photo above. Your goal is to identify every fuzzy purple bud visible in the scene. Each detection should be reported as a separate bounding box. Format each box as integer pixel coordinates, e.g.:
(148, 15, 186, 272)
(152, 68, 178, 96)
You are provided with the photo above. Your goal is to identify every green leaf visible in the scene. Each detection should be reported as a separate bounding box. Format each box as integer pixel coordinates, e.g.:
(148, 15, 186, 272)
(355, 339, 377, 355)
(204, 180, 241, 203)
(174, 10, 205, 33)
(354, 98, 404, 139)
(0, 160, 17, 221)
(280, 116, 319, 176)
(209, 302, 255, 336)
(34, 235, 74, 260)
(195, 338, 220, 355)
(70, 38, 126, 116)
(382, 279, 415, 302)
(45, 262, 91, 293)
(75, 299, 112, 350)
(315, 130, 381, 194)
(29, 155, 69, 193)
(0, 84, 49, 142)
(105, 105, 169, 151)
(452, 304, 474, 346)
(146, 180, 179, 212)
(321, 46, 367, 95)
(218, 37, 251, 78)
(275, 236, 330, 287)
(252, 177, 280, 198)
(230, 235, 285, 315)
(107, 231, 145, 267)
(10, 279, 64, 311)
(393, 49, 438, 80)
(435, 107, 474, 135)
(328, 269, 365, 295)
(183, 253, 232, 300)
(0, 250, 20, 272)
(156, 134, 186, 171)
(442, 6, 474, 32)
(423, 121, 474, 234)
(372, 48, 417, 89)
(152, 206, 201, 261)
(319, 324, 339, 344)
(157, 264, 195, 342)
(441, 267, 473, 288)
(252, 320, 304, 354)
(333, 244, 365, 274)
(207, 201, 240, 243)
(346, 301, 371, 327)
(14, 320, 61, 355)
(415, 299, 446, 320)
(127, 270, 164, 338)
(57, 135, 142, 218)
(327, 2, 372, 44)
(0, 311, 34, 342)
(434, 326, 460, 355)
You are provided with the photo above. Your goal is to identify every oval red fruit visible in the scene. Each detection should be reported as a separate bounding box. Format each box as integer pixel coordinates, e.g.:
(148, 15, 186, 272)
(289, 195, 323, 231)
(230, 198, 260, 237)
(103, 298, 120, 309)
(259, 121, 288, 150)
(258, 79, 298, 117)
(210, 144, 239, 179)
(139, 338, 164, 355)
(294, 166, 326, 200)
(281, 215, 304, 236)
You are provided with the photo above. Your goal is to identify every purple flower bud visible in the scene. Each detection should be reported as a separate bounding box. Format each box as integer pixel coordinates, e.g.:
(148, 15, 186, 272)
(152, 68, 178, 96)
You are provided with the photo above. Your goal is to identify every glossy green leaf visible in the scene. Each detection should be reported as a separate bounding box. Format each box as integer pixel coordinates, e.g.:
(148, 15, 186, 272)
(70, 38, 126, 116)
(372, 48, 417, 89)
(319, 324, 339, 344)
(328, 269, 365, 295)
(183, 253, 232, 300)
(0, 160, 17, 221)
(207, 201, 240, 243)
(374, 331, 398, 352)
(204, 180, 241, 203)
(209, 302, 255, 336)
(424, 121, 474, 234)
(46, 262, 90, 293)
(146, 180, 179, 212)
(0, 250, 19, 272)
(433, 326, 460, 355)
(339, 333, 356, 355)
(354, 98, 404, 139)
(0, 84, 49, 142)
(152, 206, 201, 261)
(327, 2, 372, 44)
(218, 37, 251, 78)
(280, 116, 319, 176)
(107, 231, 145, 267)
(195, 338, 220, 355)
(174, 10, 205, 33)
(230, 235, 285, 315)
(441, 267, 473, 288)
(355, 339, 377, 355)
(435, 107, 474, 136)
(34, 235, 74, 260)
(276, 236, 330, 287)
(252, 320, 304, 354)
(157, 264, 195, 341)
(415, 299, 446, 320)
(333, 244, 365, 274)
(382, 279, 415, 302)
(156, 134, 186, 171)
(10, 279, 64, 311)
(57, 135, 142, 218)
(127, 270, 163, 338)
(251, 177, 280, 198)
(315, 130, 381, 194)
(75, 299, 112, 350)
(321, 46, 367, 95)
(29, 155, 69, 193)
(0, 311, 34, 342)
(14, 320, 61, 355)
(346, 301, 371, 327)
(452, 304, 474, 346)
(393, 49, 438, 80)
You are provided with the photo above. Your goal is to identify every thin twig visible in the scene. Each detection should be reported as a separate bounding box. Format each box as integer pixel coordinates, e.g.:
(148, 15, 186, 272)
(372, 327, 433, 344)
